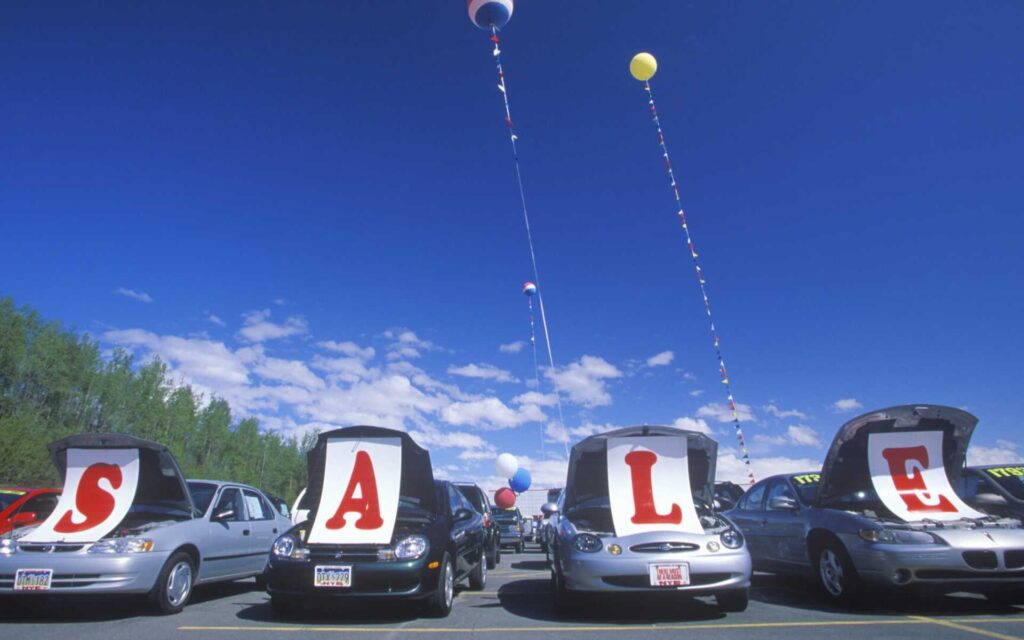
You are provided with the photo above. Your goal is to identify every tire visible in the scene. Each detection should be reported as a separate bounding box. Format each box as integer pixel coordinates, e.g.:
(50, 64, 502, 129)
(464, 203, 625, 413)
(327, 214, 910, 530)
(551, 562, 575, 613)
(516, 541, 523, 554)
(426, 553, 455, 618)
(149, 551, 195, 614)
(468, 553, 487, 591)
(486, 540, 497, 570)
(716, 588, 749, 612)
(270, 595, 298, 618)
(254, 568, 268, 591)
(495, 545, 501, 566)
(812, 538, 862, 605)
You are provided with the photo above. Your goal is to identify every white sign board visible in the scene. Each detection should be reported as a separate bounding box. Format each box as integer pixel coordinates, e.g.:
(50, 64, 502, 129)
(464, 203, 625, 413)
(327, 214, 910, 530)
(607, 436, 704, 536)
(867, 431, 983, 522)
(308, 437, 402, 545)
(23, 448, 140, 543)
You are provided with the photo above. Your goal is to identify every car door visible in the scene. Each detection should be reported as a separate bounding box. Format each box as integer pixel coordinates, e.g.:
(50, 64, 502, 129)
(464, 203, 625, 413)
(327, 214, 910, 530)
(203, 486, 254, 580)
(242, 488, 281, 574)
(728, 480, 768, 562)
(761, 478, 807, 569)
(447, 485, 474, 579)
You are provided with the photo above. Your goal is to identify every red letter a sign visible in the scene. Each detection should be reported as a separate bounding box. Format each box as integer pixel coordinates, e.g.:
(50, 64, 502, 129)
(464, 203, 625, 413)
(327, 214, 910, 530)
(325, 451, 385, 530)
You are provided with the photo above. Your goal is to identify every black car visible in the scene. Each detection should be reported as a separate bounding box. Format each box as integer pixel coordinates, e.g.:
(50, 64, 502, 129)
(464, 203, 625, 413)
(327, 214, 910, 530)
(714, 481, 746, 511)
(960, 465, 1024, 519)
(264, 492, 292, 519)
(266, 426, 487, 618)
(493, 507, 525, 553)
(454, 482, 501, 569)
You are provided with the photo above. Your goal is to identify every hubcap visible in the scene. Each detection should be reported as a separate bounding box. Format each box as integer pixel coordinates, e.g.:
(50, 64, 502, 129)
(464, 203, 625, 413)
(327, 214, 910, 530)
(481, 557, 487, 584)
(443, 561, 454, 608)
(167, 561, 193, 607)
(819, 549, 844, 596)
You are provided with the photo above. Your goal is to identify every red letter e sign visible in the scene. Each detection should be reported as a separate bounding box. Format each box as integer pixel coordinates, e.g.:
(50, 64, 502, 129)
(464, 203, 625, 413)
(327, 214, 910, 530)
(309, 438, 401, 544)
(867, 431, 983, 522)
(607, 436, 704, 536)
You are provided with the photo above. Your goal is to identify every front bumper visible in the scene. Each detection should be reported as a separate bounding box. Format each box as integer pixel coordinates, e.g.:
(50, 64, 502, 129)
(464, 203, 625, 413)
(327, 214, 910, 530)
(0, 549, 166, 595)
(558, 535, 751, 594)
(267, 555, 435, 600)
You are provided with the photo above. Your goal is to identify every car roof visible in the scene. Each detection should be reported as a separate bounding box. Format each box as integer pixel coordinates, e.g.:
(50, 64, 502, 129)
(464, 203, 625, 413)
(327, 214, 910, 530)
(186, 479, 263, 492)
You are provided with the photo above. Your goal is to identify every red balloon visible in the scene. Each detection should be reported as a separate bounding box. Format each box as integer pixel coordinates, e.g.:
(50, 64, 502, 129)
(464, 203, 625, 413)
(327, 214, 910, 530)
(494, 487, 516, 509)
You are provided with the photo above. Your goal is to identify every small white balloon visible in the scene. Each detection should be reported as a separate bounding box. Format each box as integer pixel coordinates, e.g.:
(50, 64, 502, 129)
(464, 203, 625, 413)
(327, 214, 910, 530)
(495, 453, 519, 478)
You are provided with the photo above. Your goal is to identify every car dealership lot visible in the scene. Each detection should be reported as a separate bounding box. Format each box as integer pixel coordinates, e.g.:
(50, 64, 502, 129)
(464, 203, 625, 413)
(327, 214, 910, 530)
(2, 552, 1023, 640)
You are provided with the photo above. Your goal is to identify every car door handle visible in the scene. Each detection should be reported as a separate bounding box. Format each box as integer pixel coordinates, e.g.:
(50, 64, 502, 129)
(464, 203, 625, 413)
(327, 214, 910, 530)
(243, 529, 251, 536)
(273, 528, 278, 534)
(760, 519, 768, 526)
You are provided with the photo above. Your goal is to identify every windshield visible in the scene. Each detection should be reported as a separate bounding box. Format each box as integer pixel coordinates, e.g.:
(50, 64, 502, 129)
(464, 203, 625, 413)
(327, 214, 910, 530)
(0, 490, 26, 512)
(983, 467, 1024, 500)
(456, 485, 487, 513)
(187, 481, 218, 515)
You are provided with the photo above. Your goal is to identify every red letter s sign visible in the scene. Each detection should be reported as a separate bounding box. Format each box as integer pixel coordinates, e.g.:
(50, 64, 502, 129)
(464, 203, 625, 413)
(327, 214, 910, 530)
(53, 463, 123, 533)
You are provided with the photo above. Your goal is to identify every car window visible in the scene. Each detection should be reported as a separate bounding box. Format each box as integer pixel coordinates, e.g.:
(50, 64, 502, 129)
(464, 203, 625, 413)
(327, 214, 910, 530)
(243, 489, 271, 520)
(0, 490, 27, 512)
(766, 479, 797, 511)
(739, 481, 767, 512)
(456, 485, 487, 514)
(446, 485, 463, 517)
(16, 493, 60, 519)
(980, 467, 1024, 500)
(188, 481, 218, 515)
(212, 487, 245, 521)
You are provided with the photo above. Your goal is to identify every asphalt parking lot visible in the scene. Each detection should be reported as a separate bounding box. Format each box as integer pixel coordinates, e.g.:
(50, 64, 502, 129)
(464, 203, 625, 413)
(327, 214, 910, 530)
(2, 549, 1024, 640)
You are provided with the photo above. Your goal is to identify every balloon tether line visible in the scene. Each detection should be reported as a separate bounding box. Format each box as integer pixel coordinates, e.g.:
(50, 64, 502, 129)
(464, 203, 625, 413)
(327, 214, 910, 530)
(490, 25, 569, 457)
(526, 294, 545, 459)
(642, 79, 755, 485)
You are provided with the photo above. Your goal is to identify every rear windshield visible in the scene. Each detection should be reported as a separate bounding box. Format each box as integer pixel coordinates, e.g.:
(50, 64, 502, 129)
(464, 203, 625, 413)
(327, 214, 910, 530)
(983, 467, 1024, 500)
(187, 481, 218, 514)
(456, 485, 487, 513)
(493, 510, 519, 523)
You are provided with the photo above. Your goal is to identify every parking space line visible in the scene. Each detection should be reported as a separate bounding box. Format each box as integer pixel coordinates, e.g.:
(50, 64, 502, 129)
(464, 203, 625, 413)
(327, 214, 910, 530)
(908, 615, 1024, 640)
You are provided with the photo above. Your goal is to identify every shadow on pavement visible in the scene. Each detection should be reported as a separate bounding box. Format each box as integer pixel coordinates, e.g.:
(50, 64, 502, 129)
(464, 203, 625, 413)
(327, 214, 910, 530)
(495, 578, 727, 624)
(750, 572, 1024, 617)
(508, 560, 548, 571)
(234, 587, 486, 624)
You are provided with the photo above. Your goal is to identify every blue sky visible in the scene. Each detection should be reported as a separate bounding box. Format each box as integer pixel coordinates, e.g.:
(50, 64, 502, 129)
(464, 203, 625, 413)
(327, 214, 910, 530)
(3, 1, 1022, 489)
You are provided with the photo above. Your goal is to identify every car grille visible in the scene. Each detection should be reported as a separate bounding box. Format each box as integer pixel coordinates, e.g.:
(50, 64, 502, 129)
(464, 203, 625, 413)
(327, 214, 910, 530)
(963, 551, 999, 570)
(308, 545, 383, 563)
(629, 542, 700, 554)
(1005, 550, 1024, 569)
(601, 573, 731, 588)
(17, 544, 86, 553)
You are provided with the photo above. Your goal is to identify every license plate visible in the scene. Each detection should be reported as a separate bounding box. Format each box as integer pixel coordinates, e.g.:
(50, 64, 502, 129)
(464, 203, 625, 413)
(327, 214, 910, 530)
(314, 565, 352, 588)
(14, 569, 53, 591)
(649, 563, 689, 587)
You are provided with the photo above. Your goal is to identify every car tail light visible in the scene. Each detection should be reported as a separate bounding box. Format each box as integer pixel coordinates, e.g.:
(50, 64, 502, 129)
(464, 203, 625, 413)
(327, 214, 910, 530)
(483, 513, 491, 528)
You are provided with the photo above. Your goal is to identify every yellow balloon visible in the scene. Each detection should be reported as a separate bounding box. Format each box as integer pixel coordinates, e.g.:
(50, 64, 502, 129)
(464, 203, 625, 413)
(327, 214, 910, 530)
(630, 52, 658, 81)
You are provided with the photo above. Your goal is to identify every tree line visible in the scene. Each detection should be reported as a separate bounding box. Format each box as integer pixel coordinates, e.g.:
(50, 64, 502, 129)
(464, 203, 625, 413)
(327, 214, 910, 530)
(0, 297, 311, 500)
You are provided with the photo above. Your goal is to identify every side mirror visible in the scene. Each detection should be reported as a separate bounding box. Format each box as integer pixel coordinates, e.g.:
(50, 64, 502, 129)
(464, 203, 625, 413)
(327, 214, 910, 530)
(10, 512, 37, 526)
(454, 508, 474, 523)
(540, 502, 559, 517)
(972, 493, 1009, 508)
(213, 508, 235, 522)
(769, 496, 799, 511)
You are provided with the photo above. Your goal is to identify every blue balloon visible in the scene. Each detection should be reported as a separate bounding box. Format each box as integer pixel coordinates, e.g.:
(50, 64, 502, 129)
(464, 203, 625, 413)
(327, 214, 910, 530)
(508, 467, 532, 493)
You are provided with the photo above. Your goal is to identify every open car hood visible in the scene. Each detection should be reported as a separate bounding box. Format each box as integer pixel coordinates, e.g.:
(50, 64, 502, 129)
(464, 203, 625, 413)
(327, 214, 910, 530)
(300, 426, 436, 517)
(563, 425, 717, 513)
(816, 405, 978, 508)
(49, 433, 194, 516)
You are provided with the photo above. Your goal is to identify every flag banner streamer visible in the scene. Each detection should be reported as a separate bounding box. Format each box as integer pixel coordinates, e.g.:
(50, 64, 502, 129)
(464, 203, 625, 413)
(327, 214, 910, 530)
(640, 77, 755, 485)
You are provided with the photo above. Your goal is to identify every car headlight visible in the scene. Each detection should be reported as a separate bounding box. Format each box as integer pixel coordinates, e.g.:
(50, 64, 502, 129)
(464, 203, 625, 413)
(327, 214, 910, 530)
(0, 539, 16, 556)
(272, 534, 309, 560)
(394, 535, 429, 560)
(720, 529, 744, 549)
(88, 538, 154, 554)
(858, 528, 939, 544)
(573, 533, 603, 553)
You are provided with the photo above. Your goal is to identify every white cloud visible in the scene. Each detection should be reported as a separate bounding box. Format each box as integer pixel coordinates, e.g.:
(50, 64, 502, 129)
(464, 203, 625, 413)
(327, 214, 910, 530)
(273, 298, 286, 306)
(645, 351, 675, 367)
(317, 340, 375, 360)
(238, 309, 308, 343)
(754, 433, 788, 446)
(786, 425, 823, 448)
(697, 402, 755, 423)
(689, 389, 705, 397)
(671, 417, 713, 436)
(499, 341, 526, 354)
(410, 427, 497, 461)
(297, 375, 443, 430)
(311, 354, 376, 384)
(681, 372, 697, 382)
(512, 391, 558, 407)
(448, 363, 518, 384)
(832, 398, 863, 413)
(207, 314, 226, 327)
(716, 448, 821, 484)
(546, 355, 622, 408)
(441, 397, 545, 430)
(114, 287, 153, 303)
(763, 404, 808, 420)
(104, 329, 249, 389)
(545, 422, 570, 444)
(968, 440, 1024, 466)
(247, 351, 325, 391)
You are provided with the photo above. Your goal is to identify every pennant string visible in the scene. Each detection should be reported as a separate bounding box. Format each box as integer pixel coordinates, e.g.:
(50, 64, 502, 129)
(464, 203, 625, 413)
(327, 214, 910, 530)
(642, 80, 756, 485)
(489, 26, 568, 457)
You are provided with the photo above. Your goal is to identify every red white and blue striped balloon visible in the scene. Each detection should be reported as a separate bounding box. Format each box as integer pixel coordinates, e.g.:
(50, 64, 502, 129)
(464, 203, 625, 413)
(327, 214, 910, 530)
(468, 0, 513, 30)
(522, 281, 537, 297)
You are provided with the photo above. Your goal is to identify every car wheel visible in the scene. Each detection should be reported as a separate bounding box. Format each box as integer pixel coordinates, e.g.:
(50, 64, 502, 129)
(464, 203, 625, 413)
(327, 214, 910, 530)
(495, 545, 501, 566)
(469, 553, 487, 591)
(551, 562, 575, 612)
(813, 538, 861, 605)
(426, 553, 455, 618)
(254, 566, 268, 591)
(716, 588, 749, 612)
(149, 551, 194, 614)
(270, 595, 298, 618)
(516, 541, 523, 554)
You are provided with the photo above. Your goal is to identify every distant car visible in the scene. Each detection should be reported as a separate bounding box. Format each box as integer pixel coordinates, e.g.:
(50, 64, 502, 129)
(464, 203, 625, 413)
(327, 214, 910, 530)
(959, 465, 1024, 520)
(522, 516, 535, 542)
(454, 482, 501, 569)
(714, 482, 746, 511)
(728, 405, 1024, 605)
(265, 493, 291, 519)
(0, 488, 61, 535)
(267, 426, 487, 618)
(549, 426, 751, 612)
(494, 508, 525, 553)
(0, 434, 290, 613)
